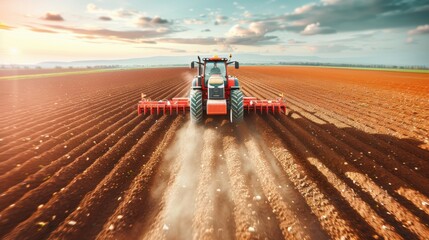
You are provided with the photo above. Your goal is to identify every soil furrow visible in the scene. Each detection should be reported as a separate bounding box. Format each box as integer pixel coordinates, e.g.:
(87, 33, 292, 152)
(273, 114, 429, 238)
(236, 122, 320, 240)
(95, 115, 185, 240)
(48, 115, 180, 240)
(0, 115, 156, 238)
(0, 111, 137, 211)
(262, 114, 403, 239)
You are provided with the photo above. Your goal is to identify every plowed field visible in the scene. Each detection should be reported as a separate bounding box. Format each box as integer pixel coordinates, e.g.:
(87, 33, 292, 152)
(0, 66, 428, 240)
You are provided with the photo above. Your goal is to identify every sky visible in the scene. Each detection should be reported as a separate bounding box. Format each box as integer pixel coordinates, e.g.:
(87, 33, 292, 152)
(0, 0, 428, 65)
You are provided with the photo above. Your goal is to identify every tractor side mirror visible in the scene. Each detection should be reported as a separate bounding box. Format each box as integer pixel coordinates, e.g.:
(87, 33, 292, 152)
(235, 61, 239, 69)
(190, 62, 195, 69)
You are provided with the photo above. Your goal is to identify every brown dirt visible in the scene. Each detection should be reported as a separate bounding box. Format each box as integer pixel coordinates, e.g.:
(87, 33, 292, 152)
(0, 66, 428, 240)
(0, 68, 95, 77)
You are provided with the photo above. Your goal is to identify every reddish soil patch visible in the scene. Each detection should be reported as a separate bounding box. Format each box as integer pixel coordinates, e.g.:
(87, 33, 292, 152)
(0, 66, 428, 240)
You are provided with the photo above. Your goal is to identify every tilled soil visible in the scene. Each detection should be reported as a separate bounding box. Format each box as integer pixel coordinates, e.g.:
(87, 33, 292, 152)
(0, 66, 428, 240)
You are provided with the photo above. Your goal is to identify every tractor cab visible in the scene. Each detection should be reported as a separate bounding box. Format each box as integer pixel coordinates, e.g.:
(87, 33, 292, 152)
(204, 57, 228, 100)
(190, 55, 239, 90)
(204, 58, 227, 86)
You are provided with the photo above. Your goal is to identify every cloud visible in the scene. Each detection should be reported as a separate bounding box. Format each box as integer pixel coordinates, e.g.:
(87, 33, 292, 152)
(162, 20, 281, 47)
(161, 35, 277, 47)
(42, 24, 177, 42)
(27, 26, 57, 33)
(162, 37, 218, 45)
(214, 16, 228, 25)
(183, 19, 205, 25)
(99, 16, 112, 21)
(115, 8, 136, 18)
(141, 40, 157, 44)
(408, 24, 429, 35)
(0, 22, 14, 30)
(201, 29, 211, 32)
(136, 46, 186, 53)
(293, 3, 316, 14)
(243, 11, 252, 18)
(87, 3, 98, 12)
(287, 39, 306, 45)
(300, 22, 335, 35)
(224, 21, 283, 45)
(321, 0, 341, 5)
(136, 16, 171, 28)
(42, 13, 64, 21)
(260, 0, 429, 34)
(233, 2, 245, 10)
(86, 3, 137, 18)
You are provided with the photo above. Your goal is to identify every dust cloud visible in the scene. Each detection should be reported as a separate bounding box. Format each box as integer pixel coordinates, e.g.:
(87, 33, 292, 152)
(150, 121, 204, 239)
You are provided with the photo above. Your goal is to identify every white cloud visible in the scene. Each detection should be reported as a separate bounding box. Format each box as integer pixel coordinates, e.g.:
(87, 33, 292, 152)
(227, 22, 268, 38)
(183, 18, 205, 25)
(87, 3, 98, 12)
(243, 11, 252, 18)
(294, 3, 315, 14)
(408, 24, 429, 35)
(300, 22, 336, 35)
(86, 3, 137, 18)
(322, 0, 341, 6)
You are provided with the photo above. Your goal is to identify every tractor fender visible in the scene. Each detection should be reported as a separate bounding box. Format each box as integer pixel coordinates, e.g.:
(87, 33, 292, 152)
(192, 76, 202, 89)
(228, 76, 240, 89)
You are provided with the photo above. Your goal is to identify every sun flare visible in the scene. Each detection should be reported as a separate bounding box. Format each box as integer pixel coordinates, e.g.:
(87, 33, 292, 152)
(8, 47, 20, 56)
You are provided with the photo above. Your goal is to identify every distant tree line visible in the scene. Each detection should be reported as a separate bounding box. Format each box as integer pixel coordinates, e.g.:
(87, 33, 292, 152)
(276, 62, 429, 70)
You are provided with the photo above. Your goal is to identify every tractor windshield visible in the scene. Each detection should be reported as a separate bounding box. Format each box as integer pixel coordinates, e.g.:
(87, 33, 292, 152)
(205, 61, 226, 80)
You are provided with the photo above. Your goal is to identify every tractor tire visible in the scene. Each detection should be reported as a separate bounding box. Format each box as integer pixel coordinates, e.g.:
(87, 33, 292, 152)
(230, 90, 244, 123)
(190, 89, 203, 123)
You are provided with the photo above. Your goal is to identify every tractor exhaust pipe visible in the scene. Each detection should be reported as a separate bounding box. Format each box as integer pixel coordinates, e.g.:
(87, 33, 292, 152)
(197, 56, 202, 76)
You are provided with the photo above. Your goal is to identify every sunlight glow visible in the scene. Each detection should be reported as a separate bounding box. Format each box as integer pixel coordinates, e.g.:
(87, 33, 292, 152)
(9, 47, 20, 56)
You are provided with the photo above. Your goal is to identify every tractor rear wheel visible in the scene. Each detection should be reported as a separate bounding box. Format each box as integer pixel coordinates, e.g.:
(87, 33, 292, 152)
(230, 90, 243, 123)
(190, 89, 203, 123)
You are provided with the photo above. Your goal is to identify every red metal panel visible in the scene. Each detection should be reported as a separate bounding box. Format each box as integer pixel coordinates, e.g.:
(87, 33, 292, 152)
(227, 77, 235, 88)
(207, 99, 227, 115)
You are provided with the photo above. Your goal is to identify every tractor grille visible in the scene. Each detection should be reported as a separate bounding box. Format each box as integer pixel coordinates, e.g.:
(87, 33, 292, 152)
(209, 87, 224, 99)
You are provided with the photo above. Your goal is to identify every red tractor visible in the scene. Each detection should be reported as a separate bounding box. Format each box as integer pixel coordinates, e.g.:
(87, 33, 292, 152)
(137, 55, 286, 123)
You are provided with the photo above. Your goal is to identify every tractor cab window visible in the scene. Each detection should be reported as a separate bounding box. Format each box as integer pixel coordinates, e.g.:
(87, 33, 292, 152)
(205, 61, 226, 82)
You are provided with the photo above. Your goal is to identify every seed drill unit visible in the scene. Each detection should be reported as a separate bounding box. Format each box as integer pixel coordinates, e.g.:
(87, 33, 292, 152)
(137, 55, 286, 123)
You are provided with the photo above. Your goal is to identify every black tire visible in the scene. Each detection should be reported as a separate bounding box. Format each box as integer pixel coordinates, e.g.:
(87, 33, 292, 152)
(190, 89, 203, 123)
(230, 90, 244, 123)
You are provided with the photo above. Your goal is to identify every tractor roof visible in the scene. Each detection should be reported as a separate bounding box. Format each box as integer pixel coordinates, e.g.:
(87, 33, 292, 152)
(203, 55, 228, 62)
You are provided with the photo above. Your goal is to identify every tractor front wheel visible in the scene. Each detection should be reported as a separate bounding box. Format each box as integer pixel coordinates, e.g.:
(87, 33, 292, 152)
(190, 89, 203, 123)
(230, 90, 244, 123)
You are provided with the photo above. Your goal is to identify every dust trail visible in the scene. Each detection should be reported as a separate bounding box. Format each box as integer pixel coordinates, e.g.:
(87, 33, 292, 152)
(144, 121, 204, 240)
(176, 71, 194, 98)
(181, 71, 195, 83)
(192, 128, 218, 239)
